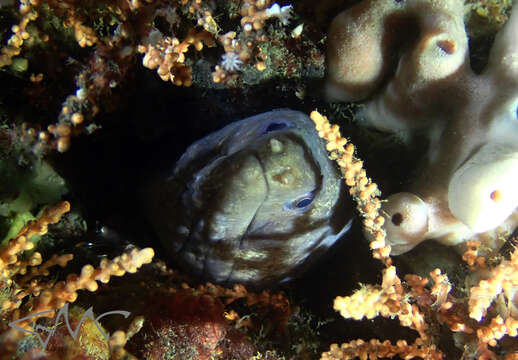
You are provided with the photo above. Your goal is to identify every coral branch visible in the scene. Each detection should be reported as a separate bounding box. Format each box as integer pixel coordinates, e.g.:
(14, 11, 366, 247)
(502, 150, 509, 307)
(310, 110, 389, 262)
(0, 201, 70, 280)
(321, 339, 442, 360)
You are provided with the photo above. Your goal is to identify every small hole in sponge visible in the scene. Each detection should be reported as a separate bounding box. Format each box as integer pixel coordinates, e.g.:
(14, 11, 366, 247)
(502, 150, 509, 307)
(437, 39, 456, 54)
(490, 190, 502, 202)
(391, 213, 404, 226)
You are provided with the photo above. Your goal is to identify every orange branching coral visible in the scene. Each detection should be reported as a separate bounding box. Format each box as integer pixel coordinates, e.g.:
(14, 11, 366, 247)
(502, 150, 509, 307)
(334, 266, 429, 340)
(310, 110, 389, 263)
(180, 0, 219, 33)
(1, 247, 154, 357)
(212, 0, 294, 84)
(321, 339, 442, 360)
(469, 249, 518, 323)
(2, 0, 220, 155)
(0, 0, 117, 154)
(19, 247, 155, 323)
(0, 201, 73, 355)
(0, 200, 155, 358)
(404, 269, 452, 311)
(402, 252, 518, 358)
(476, 316, 518, 347)
(312, 109, 518, 359)
(0, 2, 38, 68)
(325, 266, 483, 359)
(0, 0, 99, 69)
(0, 201, 71, 282)
(138, 28, 216, 87)
(404, 270, 473, 335)
(462, 240, 487, 270)
(109, 316, 144, 360)
(310, 110, 444, 359)
(3, 0, 302, 154)
(1, 253, 75, 313)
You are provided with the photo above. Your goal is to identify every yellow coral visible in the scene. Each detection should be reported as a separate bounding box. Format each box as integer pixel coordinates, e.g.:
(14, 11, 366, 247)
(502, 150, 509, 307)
(0, 200, 155, 358)
(312, 109, 518, 359)
(0, 201, 71, 280)
(310, 110, 389, 262)
(138, 28, 215, 87)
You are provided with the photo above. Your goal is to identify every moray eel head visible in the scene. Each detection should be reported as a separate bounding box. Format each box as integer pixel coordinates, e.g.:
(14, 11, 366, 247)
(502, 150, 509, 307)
(147, 109, 353, 286)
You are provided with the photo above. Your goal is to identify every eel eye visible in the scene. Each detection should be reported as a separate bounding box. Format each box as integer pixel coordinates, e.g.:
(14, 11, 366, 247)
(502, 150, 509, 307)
(284, 191, 316, 213)
(296, 197, 313, 208)
(263, 122, 288, 134)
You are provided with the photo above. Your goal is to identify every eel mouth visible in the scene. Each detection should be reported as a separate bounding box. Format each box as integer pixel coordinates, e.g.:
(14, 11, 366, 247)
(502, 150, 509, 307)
(201, 133, 318, 284)
(220, 135, 327, 284)
(195, 151, 269, 283)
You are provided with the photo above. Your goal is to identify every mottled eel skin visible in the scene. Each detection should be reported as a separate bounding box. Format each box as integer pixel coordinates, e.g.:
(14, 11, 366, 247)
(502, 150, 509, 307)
(147, 109, 353, 286)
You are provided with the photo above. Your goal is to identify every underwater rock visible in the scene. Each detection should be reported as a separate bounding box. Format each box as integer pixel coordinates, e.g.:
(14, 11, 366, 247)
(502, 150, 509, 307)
(146, 109, 353, 286)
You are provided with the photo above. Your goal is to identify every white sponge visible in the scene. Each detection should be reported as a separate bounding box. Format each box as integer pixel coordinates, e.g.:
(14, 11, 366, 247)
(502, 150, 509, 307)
(448, 143, 518, 233)
(382, 192, 429, 255)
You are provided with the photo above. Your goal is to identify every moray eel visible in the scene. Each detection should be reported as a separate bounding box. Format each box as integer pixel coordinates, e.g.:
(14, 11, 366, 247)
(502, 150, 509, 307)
(147, 109, 353, 286)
